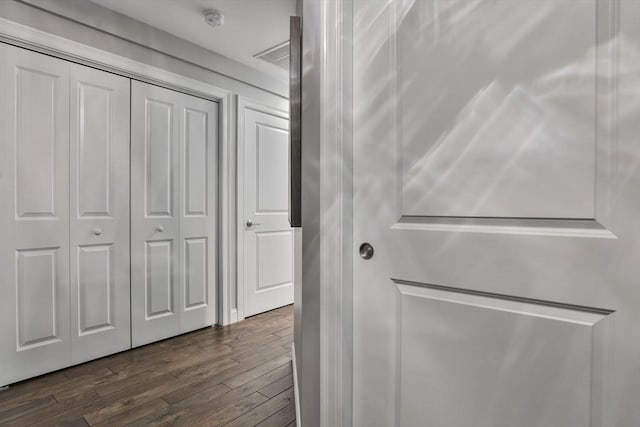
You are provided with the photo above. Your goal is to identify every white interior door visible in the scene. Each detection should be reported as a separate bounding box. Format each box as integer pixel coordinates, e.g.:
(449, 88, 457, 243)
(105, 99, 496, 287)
(131, 81, 217, 347)
(353, 1, 640, 426)
(69, 63, 131, 364)
(0, 44, 71, 385)
(242, 106, 293, 317)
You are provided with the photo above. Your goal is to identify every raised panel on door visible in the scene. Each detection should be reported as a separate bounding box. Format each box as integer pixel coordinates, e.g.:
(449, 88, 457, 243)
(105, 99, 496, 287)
(131, 81, 181, 347)
(180, 96, 217, 332)
(184, 238, 208, 309)
(398, 0, 597, 219)
(256, 125, 289, 213)
(249, 230, 293, 315)
(242, 107, 292, 317)
(0, 44, 71, 386)
(16, 249, 63, 349)
(353, 0, 637, 425)
(146, 240, 175, 317)
(69, 64, 131, 363)
(77, 245, 113, 333)
(395, 282, 611, 427)
(147, 99, 175, 217)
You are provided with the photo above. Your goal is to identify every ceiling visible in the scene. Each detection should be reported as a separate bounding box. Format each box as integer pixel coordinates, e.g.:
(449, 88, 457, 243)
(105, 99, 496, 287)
(90, 0, 295, 81)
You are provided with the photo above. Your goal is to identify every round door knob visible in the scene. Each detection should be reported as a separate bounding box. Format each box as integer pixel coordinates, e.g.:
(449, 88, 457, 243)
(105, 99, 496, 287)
(359, 242, 374, 260)
(93, 228, 102, 236)
(156, 225, 164, 232)
(246, 220, 262, 228)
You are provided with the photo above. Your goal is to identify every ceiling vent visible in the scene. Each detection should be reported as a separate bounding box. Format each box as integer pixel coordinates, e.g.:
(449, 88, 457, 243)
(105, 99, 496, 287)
(254, 41, 290, 71)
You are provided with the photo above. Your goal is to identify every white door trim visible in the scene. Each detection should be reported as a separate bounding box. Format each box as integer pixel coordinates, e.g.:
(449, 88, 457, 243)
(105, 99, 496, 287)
(0, 17, 236, 326)
(318, 0, 353, 425)
(236, 95, 289, 322)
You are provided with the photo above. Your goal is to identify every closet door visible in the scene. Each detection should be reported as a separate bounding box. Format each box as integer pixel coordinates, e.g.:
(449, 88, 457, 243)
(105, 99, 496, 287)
(179, 94, 217, 333)
(131, 81, 181, 346)
(69, 64, 131, 363)
(0, 44, 71, 385)
(131, 81, 217, 347)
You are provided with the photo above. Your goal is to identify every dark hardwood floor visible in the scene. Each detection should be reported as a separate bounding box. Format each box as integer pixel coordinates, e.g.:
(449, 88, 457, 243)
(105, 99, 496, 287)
(0, 305, 295, 426)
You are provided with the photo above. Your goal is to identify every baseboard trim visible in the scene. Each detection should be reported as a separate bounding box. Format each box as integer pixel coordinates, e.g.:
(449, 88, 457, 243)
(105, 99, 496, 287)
(292, 342, 302, 427)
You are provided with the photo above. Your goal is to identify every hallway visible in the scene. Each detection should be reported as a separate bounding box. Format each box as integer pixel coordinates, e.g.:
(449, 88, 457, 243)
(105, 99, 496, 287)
(0, 305, 295, 426)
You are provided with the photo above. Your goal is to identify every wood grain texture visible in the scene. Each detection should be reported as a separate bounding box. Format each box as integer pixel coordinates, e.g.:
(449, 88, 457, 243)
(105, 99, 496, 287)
(288, 16, 302, 228)
(0, 305, 294, 426)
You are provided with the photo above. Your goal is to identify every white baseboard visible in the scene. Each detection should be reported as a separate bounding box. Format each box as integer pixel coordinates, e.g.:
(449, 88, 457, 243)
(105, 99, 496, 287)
(292, 342, 302, 427)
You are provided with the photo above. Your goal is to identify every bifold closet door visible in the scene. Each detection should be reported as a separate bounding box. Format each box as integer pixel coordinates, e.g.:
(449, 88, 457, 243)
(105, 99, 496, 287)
(0, 44, 71, 386)
(131, 81, 217, 347)
(0, 44, 131, 386)
(69, 63, 131, 364)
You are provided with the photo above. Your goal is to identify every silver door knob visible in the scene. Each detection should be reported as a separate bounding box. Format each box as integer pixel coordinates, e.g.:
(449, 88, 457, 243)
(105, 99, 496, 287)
(246, 220, 262, 228)
(156, 225, 164, 232)
(93, 228, 102, 236)
(359, 243, 374, 260)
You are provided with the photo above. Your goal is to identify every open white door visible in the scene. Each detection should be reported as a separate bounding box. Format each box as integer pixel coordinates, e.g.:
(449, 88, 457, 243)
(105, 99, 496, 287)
(240, 100, 293, 318)
(353, 1, 640, 426)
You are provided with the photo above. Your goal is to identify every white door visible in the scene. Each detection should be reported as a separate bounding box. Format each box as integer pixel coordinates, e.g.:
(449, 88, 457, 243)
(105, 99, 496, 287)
(178, 93, 217, 333)
(353, 1, 640, 426)
(131, 81, 180, 346)
(69, 63, 131, 364)
(131, 81, 217, 347)
(0, 44, 71, 385)
(241, 105, 293, 317)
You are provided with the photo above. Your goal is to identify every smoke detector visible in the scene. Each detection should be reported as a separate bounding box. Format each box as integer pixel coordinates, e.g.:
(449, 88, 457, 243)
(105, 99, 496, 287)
(204, 9, 224, 27)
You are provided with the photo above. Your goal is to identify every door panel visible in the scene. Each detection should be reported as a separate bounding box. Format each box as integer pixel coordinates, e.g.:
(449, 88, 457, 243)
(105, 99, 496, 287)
(131, 81, 217, 345)
(131, 81, 181, 346)
(76, 84, 111, 216)
(353, 1, 638, 426)
(15, 68, 60, 218)
(257, 125, 289, 212)
(398, 0, 597, 219)
(16, 248, 62, 349)
(242, 107, 293, 317)
(256, 231, 293, 290)
(0, 44, 71, 386)
(179, 95, 217, 332)
(146, 100, 174, 216)
(184, 108, 208, 216)
(69, 63, 130, 364)
(396, 282, 610, 427)
(145, 240, 175, 317)
(184, 237, 208, 308)
(77, 245, 113, 334)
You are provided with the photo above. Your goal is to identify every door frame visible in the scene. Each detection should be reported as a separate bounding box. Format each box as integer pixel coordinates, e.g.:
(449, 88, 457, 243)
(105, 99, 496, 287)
(236, 95, 289, 323)
(315, 0, 353, 426)
(0, 17, 235, 326)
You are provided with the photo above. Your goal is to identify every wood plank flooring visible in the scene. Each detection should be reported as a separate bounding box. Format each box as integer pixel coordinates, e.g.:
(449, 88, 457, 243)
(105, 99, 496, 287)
(0, 305, 295, 426)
